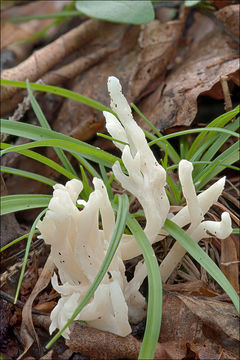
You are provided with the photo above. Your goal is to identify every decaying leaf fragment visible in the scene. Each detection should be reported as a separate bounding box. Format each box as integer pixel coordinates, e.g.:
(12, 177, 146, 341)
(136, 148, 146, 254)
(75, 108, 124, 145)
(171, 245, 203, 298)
(139, 9, 239, 130)
(66, 321, 169, 360)
(19, 255, 54, 360)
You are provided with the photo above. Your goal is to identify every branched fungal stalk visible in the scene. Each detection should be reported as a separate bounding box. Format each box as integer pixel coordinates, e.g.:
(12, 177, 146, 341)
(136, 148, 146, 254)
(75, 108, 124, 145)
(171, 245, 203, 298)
(37, 76, 233, 340)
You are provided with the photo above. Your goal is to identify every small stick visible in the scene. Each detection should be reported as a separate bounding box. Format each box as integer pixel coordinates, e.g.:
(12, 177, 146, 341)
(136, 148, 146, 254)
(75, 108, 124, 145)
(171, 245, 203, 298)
(220, 75, 232, 112)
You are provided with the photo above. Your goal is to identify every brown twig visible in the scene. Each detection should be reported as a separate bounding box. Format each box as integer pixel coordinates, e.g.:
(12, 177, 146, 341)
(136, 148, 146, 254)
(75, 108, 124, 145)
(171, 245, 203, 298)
(1, 19, 102, 102)
(220, 75, 233, 112)
(42, 46, 113, 86)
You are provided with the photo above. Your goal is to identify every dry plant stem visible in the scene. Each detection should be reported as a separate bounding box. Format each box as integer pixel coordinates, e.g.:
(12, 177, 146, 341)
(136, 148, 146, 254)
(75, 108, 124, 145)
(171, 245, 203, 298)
(0, 19, 101, 102)
(42, 46, 113, 86)
(19, 255, 54, 360)
(0, 46, 112, 117)
(220, 75, 233, 112)
(221, 235, 239, 292)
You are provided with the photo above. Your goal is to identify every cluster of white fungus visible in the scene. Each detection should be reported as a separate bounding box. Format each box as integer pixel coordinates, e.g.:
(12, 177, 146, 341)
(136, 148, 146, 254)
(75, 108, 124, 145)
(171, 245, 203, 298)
(37, 76, 232, 339)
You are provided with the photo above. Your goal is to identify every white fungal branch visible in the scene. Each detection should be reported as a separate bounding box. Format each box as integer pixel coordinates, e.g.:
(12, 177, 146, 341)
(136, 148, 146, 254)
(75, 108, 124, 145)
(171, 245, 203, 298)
(178, 160, 204, 231)
(104, 76, 170, 255)
(159, 161, 232, 282)
(37, 178, 146, 339)
(37, 76, 233, 341)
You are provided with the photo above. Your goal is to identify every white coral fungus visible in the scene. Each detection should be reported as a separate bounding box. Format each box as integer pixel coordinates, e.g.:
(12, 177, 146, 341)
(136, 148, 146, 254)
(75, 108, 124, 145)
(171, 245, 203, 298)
(104, 76, 170, 259)
(37, 178, 145, 339)
(37, 76, 232, 340)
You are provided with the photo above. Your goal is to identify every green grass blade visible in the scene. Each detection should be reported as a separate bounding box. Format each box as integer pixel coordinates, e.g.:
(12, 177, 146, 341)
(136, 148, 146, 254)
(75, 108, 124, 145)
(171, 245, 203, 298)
(131, 103, 162, 138)
(99, 164, 114, 200)
(79, 165, 93, 201)
(163, 219, 240, 313)
(144, 129, 180, 164)
(166, 173, 182, 205)
(187, 106, 239, 159)
(190, 134, 221, 162)
(0, 165, 56, 186)
(97, 132, 129, 146)
(14, 209, 47, 303)
(0, 230, 39, 253)
(74, 154, 100, 179)
(1, 143, 77, 181)
(201, 120, 239, 162)
(0, 80, 112, 113)
(179, 135, 189, 159)
(26, 80, 77, 176)
(46, 193, 129, 349)
(149, 127, 239, 147)
(0, 138, 120, 169)
(190, 119, 239, 164)
(167, 161, 239, 173)
(127, 215, 162, 360)
(232, 229, 240, 234)
(0, 194, 51, 215)
(192, 120, 239, 178)
(0, 120, 120, 168)
(195, 141, 239, 189)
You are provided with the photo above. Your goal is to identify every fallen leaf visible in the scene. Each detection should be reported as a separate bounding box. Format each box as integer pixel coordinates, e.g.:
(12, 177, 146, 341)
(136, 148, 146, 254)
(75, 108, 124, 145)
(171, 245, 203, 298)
(138, 11, 239, 130)
(67, 321, 168, 360)
(18, 255, 54, 360)
(188, 340, 239, 359)
(221, 235, 239, 293)
(129, 11, 186, 100)
(33, 300, 57, 314)
(163, 280, 220, 297)
(175, 293, 240, 357)
(0, 175, 24, 249)
(20, 253, 39, 297)
(160, 290, 206, 344)
(215, 4, 239, 40)
(55, 13, 186, 141)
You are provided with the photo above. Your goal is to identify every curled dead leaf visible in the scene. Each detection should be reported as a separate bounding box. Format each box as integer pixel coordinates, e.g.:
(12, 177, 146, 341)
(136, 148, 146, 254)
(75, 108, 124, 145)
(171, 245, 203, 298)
(138, 11, 239, 130)
(67, 321, 169, 360)
(18, 255, 54, 360)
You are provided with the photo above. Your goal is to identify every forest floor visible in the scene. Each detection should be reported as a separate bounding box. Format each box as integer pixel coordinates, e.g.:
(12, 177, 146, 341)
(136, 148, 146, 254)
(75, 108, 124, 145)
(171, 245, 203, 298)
(0, 1, 239, 359)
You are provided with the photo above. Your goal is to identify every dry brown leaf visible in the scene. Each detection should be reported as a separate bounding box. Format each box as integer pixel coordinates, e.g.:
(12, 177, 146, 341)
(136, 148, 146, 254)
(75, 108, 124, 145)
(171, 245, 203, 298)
(163, 280, 220, 297)
(160, 291, 206, 344)
(52, 24, 139, 141)
(138, 11, 239, 130)
(18, 255, 54, 360)
(33, 300, 57, 314)
(160, 290, 240, 358)
(176, 294, 239, 341)
(188, 339, 239, 360)
(221, 235, 239, 293)
(129, 11, 186, 100)
(54, 14, 186, 141)
(215, 4, 239, 42)
(0, 175, 24, 250)
(67, 322, 169, 360)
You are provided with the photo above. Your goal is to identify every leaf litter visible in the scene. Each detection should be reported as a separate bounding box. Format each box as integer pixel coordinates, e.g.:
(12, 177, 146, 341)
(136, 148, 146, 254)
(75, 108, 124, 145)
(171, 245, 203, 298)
(0, 1, 239, 359)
